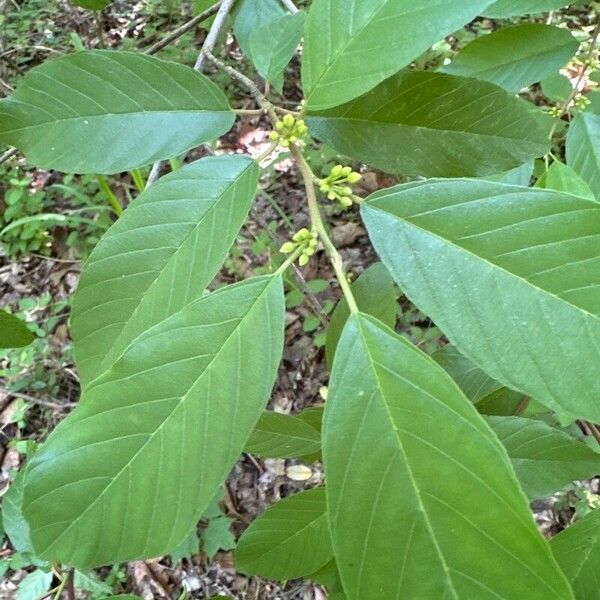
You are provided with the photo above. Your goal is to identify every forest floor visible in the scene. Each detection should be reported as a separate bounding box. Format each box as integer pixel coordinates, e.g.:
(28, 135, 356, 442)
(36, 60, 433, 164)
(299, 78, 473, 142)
(0, 1, 598, 599)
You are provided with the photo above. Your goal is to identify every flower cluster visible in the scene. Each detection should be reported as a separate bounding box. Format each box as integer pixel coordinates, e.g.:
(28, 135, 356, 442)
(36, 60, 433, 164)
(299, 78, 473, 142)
(269, 114, 308, 147)
(319, 165, 362, 207)
(280, 228, 318, 266)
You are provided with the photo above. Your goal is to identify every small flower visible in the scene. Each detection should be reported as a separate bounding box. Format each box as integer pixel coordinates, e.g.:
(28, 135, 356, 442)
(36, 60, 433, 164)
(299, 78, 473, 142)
(280, 228, 318, 265)
(270, 115, 308, 148)
(319, 164, 362, 207)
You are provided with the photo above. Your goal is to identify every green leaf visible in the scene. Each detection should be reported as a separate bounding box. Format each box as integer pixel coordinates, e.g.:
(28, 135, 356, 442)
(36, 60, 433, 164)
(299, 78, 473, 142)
(433, 347, 531, 416)
(362, 179, 600, 422)
(432, 345, 503, 404)
(486, 416, 600, 499)
(23, 276, 285, 569)
(483, 0, 571, 17)
(73, 571, 112, 595)
(0, 311, 34, 349)
(484, 161, 535, 186)
(324, 314, 572, 599)
(307, 72, 550, 178)
(477, 387, 530, 417)
(71, 155, 258, 389)
(202, 516, 236, 560)
(302, 0, 494, 110)
(244, 411, 321, 459)
(536, 160, 596, 200)
(551, 508, 600, 599)
(71, 0, 111, 9)
(326, 262, 396, 367)
(0, 51, 235, 174)
(17, 570, 53, 600)
(250, 12, 305, 83)
(236, 487, 332, 580)
(442, 24, 578, 92)
(2, 471, 33, 554)
(542, 73, 573, 103)
(170, 528, 200, 563)
(566, 112, 600, 198)
(232, 0, 286, 58)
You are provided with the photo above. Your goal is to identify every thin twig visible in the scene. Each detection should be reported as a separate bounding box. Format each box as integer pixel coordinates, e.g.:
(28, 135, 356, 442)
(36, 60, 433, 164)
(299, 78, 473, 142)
(0, 147, 17, 165)
(146, 0, 235, 187)
(65, 569, 75, 600)
(205, 51, 277, 122)
(195, 0, 237, 71)
(279, 0, 299, 14)
(144, 1, 222, 56)
(145, 160, 163, 189)
(0, 386, 77, 409)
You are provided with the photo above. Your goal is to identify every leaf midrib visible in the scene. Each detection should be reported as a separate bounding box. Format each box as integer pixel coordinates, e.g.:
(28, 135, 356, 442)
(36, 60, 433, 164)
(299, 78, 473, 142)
(309, 114, 546, 145)
(354, 319, 460, 600)
(30, 277, 276, 557)
(0, 108, 231, 136)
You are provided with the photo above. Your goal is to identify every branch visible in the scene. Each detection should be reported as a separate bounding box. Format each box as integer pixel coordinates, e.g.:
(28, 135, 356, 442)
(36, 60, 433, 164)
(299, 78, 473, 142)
(279, 0, 299, 14)
(144, 158, 164, 189)
(0, 386, 77, 409)
(146, 0, 236, 187)
(204, 51, 277, 123)
(195, 0, 237, 71)
(144, 1, 223, 56)
(0, 147, 17, 165)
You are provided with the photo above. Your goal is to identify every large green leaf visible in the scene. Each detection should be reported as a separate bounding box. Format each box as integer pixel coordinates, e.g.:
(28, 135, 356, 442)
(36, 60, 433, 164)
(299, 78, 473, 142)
(307, 72, 550, 177)
(244, 411, 321, 459)
(301, 0, 494, 110)
(566, 112, 600, 199)
(0, 51, 235, 174)
(432, 345, 503, 404)
(325, 262, 396, 367)
(537, 160, 596, 201)
(236, 487, 332, 580)
(23, 276, 285, 568)
(551, 508, 600, 599)
(442, 24, 578, 92)
(0, 311, 34, 348)
(362, 180, 600, 422)
(486, 416, 600, 499)
(71, 155, 258, 388)
(250, 12, 305, 83)
(232, 0, 286, 58)
(323, 313, 572, 599)
(483, 0, 571, 17)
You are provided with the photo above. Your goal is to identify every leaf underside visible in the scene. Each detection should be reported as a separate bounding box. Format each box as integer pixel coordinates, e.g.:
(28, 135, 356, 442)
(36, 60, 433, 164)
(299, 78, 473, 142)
(362, 179, 600, 422)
